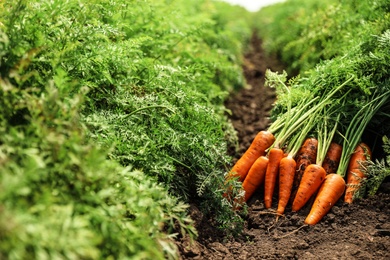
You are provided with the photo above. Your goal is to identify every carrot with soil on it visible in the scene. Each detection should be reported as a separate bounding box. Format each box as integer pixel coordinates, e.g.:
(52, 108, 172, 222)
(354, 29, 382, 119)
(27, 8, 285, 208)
(292, 110, 339, 212)
(322, 142, 343, 175)
(242, 156, 269, 202)
(304, 173, 345, 225)
(305, 90, 390, 224)
(292, 87, 353, 213)
(286, 76, 354, 202)
(276, 119, 315, 215)
(262, 70, 339, 209)
(227, 130, 275, 182)
(276, 155, 296, 214)
(263, 110, 316, 210)
(264, 147, 285, 208)
(344, 143, 372, 203)
(290, 137, 318, 203)
(339, 90, 390, 204)
(292, 163, 327, 212)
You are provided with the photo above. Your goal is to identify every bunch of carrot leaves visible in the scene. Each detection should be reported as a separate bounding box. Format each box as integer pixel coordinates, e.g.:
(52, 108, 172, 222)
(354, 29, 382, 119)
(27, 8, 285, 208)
(267, 28, 390, 201)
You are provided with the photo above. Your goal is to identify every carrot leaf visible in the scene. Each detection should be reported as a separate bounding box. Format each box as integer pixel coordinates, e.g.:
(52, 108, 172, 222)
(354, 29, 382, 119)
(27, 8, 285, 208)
(365, 135, 390, 196)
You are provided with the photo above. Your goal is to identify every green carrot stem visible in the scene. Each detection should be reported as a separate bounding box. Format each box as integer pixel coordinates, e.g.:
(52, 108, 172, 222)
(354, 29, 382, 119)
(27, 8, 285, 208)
(268, 97, 318, 134)
(286, 113, 317, 158)
(269, 76, 354, 152)
(337, 90, 390, 177)
(119, 105, 174, 119)
(316, 112, 340, 167)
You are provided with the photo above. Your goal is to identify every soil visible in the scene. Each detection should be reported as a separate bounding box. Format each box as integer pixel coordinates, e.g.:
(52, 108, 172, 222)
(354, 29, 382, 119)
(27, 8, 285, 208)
(177, 32, 390, 260)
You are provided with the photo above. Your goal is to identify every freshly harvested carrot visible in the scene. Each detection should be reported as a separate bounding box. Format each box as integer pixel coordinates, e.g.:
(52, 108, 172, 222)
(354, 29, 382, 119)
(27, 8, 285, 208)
(290, 137, 318, 202)
(305, 173, 346, 225)
(344, 143, 371, 203)
(276, 155, 297, 215)
(322, 142, 343, 175)
(242, 156, 269, 202)
(228, 130, 275, 182)
(291, 164, 326, 212)
(264, 147, 285, 208)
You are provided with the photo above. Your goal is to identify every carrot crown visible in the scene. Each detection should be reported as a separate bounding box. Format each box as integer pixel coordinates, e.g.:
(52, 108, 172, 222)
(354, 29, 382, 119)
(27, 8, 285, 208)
(267, 72, 354, 158)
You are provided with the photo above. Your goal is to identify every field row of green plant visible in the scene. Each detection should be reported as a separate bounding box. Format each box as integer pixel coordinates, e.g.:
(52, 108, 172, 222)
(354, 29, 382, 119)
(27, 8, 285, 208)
(0, 0, 255, 258)
(255, 0, 390, 76)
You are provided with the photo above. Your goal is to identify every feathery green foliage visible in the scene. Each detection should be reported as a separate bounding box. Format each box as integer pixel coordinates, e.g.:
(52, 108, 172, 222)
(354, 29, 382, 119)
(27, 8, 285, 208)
(256, 0, 390, 197)
(0, 0, 254, 257)
(366, 135, 390, 196)
(255, 0, 388, 75)
(0, 67, 196, 259)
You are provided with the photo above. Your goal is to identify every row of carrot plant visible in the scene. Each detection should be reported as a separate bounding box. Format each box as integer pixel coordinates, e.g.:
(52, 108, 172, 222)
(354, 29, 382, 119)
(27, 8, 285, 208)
(0, 0, 256, 258)
(225, 0, 390, 224)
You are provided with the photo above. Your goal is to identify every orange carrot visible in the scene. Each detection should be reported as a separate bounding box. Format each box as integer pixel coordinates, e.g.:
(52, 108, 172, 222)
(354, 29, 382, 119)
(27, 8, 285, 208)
(322, 142, 343, 175)
(344, 143, 371, 203)
(242, 156, 269, 202)
(290, 138, 318, 202)
(291, 164, 326, 212)
(264, 147, 284, 208)
(276, 155, 297, 215)
(305, 173, 346, 225)
(228, 131, 275, 182)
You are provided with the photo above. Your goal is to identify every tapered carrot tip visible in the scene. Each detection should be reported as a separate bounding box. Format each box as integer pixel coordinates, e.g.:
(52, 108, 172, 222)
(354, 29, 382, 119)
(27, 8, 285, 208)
(344, 185, 358, 204)
(304, 174, 345, 225)
(277, 156, 296, 215)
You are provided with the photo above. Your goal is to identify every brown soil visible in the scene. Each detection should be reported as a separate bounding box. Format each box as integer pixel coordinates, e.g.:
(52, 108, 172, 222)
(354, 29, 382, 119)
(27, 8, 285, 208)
(177, 32, 390, 260)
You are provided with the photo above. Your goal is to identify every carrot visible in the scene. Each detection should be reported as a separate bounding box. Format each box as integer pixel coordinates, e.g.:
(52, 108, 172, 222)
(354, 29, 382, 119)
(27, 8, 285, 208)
(227, 130, 275, 182)
(344, 143, 371, 203)
(242, 156, 269, 202)
(262, 70, 349, 211)
(291, 164, 326, 212)
(275, 117, 317, 215)
(276, 155, 296, 215)
(262, 73, 343, 210)
(264, 147, 285, 208)
(305, 173, 346, 225)
(322, 142, 343, 175)
(290, 137, 318, 202)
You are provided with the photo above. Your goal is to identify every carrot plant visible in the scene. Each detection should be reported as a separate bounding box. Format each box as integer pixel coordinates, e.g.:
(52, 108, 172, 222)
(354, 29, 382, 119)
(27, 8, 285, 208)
(0, 0, 256, 256)
(365, 135, 390, 196)
(257, 24, 390, 221)
(255, 0, 390, 208)
(276, 119, 316, 215)
(292, 110, 340, 212)
(0, 67, 196, 259)
(338, 90, 390, 201)
(250, 70, 346, 210)
(256, 0, 388, 75)
(305, 89, 390, 224)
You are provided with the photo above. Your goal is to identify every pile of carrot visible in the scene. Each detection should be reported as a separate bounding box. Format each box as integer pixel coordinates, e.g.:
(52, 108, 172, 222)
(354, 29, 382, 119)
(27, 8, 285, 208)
(224, 71, 390, 225)
(226, 130, 372, 225)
